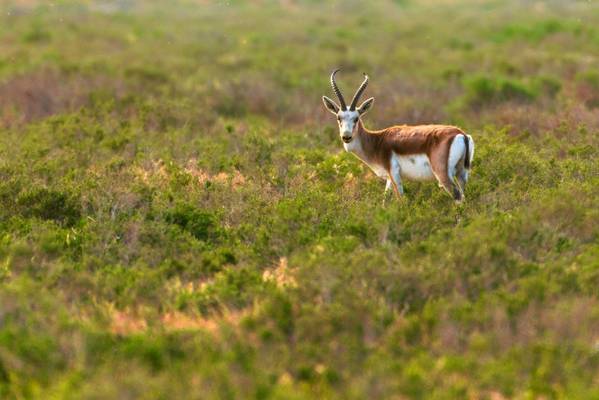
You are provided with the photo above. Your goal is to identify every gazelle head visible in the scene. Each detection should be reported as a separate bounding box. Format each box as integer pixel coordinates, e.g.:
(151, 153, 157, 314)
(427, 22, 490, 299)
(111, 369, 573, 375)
(322, 69, 374, 144)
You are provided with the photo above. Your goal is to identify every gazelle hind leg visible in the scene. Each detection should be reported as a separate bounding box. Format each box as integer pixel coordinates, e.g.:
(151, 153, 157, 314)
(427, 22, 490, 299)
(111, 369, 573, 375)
(389, 154, 404, 198)
(431, 163, 461, 202)
(429, 141, 463, 203)
(436, 167, 462, 203)
(438, 173, 463, 203)
(452, 159, 467, 194)
(446, 134, 469, 202)
(457, 168, 469, 192)
(460, 135, 474, 192)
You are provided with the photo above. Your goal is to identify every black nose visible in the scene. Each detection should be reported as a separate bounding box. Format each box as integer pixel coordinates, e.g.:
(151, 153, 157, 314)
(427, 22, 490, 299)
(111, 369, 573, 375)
(342, 136, 352, 143)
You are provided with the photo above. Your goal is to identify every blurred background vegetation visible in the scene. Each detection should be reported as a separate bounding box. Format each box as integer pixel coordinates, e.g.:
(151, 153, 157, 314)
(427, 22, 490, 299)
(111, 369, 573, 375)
(0, 0, 598, 398)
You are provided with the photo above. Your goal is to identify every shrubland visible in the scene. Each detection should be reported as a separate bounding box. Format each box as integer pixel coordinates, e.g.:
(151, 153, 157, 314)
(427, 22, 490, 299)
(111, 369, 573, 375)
(0, 0, 598, 398)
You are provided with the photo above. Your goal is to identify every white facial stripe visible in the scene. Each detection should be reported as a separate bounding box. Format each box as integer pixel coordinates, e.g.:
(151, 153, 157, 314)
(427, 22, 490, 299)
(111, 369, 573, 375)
(337, 110, 360, 138)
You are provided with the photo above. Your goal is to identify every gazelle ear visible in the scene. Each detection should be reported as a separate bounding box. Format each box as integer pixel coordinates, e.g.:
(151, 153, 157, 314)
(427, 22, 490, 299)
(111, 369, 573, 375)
(322, 96, 340, 115)
(357, 97, 374, 115)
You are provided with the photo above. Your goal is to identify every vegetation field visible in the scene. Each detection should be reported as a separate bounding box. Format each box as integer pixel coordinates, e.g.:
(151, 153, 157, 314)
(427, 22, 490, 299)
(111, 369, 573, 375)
(0, 0, 598, 398)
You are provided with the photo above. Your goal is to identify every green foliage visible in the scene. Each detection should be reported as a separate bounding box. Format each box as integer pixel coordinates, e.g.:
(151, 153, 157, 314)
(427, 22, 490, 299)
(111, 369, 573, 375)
(461, 75, 537, 107)
(577, 70, 599, 88)
(490, 19, 585, 43)
(576, 70, 599, 109)
(21, 24, 52, 44)
(164, 203, 220, 242)
(16, 187, 82, 227)
(0, 0, 598, 398)
(452, 74, 562, 113)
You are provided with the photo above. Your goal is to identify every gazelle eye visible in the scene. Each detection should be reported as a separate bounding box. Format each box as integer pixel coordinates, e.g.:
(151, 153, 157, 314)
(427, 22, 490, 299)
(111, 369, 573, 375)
(354, 117, 359, 123)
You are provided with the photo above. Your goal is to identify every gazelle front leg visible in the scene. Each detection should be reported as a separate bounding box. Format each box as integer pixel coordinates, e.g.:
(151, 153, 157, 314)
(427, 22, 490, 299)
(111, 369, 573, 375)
(382, 178, 393, 205)
(385, 178, 394, 193)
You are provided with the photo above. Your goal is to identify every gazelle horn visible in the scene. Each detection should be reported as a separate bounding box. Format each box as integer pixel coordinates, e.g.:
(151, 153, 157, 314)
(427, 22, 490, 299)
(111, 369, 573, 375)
(330, 69, 347, 110)
(349, 73, 369, 111)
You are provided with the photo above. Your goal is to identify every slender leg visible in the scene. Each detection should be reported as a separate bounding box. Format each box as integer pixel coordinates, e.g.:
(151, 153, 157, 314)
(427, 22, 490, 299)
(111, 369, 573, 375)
(390, 173, 404, 197)
(458, 168, 469, 191)
(457, 168, 469, 192)
(429, 141, 459, 202)
(430, 145, 463, 203)
(389, 155, 404, 198)
(434, 172, 462, 203)
(449, 178, 463, 203)
(452, 162, 466, 200)
(458, 135, 474, 197)
(385, 178, 393, 193)
(382, 178, 394, 206)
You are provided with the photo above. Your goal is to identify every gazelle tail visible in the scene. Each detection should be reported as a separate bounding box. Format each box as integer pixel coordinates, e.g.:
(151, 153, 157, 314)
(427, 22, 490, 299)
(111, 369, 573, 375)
(463, 135, 473, 169)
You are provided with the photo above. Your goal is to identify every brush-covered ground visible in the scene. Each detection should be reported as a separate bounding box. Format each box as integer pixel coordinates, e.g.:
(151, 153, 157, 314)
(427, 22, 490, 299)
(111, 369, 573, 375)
(0, 0, 598, 398)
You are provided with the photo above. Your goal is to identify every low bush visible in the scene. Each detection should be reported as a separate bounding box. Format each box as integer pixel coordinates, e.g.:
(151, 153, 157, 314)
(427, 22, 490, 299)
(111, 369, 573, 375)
(0, 1, 597, 398)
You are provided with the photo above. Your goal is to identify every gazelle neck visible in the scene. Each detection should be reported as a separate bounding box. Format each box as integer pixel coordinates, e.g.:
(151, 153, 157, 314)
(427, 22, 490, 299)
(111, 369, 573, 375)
(344, 119, 377, 163)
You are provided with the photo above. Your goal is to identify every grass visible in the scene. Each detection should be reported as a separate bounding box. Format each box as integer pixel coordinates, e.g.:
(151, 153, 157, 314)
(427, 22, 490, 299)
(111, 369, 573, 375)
(0, 0, 598, 398)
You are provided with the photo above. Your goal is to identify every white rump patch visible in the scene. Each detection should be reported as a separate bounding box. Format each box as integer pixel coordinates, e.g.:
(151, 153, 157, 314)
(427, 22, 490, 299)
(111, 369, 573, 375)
(467, 134, 474, 165)
(396, 153, 434, 181)
(447, 134, 467, 178)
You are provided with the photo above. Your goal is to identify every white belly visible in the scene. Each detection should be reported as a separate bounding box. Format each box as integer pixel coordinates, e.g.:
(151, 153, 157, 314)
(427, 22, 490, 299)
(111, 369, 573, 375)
(397, 154, 434, 181)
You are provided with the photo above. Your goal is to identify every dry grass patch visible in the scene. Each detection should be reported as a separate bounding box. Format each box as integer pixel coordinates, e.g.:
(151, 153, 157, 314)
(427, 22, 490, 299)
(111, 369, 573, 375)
(0, 69, 126, 127)
(262, 257, 297, 289)
(108, 305, 256, 336)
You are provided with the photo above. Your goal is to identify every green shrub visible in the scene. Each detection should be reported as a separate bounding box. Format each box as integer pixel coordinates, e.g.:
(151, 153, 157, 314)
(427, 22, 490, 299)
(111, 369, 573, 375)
(164, 203, 220, 242)
(534, 75, 562, 99)
(0, 1, 597, 398)
(491, 19, 582, 43)
(16, 187, 81, 226)
(576, 70, 599, 109)
(21, 24, 52, 43)
(461, 75, 537, 108)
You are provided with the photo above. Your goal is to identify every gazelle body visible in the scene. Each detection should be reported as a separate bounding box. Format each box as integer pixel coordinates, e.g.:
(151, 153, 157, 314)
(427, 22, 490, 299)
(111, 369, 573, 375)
(322, 70, 474, 202)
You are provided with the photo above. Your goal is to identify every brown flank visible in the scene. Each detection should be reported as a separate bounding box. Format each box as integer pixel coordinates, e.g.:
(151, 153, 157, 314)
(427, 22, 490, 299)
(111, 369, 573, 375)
(356, 119, 464, 189)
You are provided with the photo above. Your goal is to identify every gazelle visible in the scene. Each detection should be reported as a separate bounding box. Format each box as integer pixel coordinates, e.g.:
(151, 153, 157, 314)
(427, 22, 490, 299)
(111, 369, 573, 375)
(322, 69, 474, 203)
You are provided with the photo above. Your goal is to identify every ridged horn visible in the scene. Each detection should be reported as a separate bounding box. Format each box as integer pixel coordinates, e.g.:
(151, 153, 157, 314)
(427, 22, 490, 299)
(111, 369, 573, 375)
(349, 73, 369, 111)
(330, 69, 347, 110)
